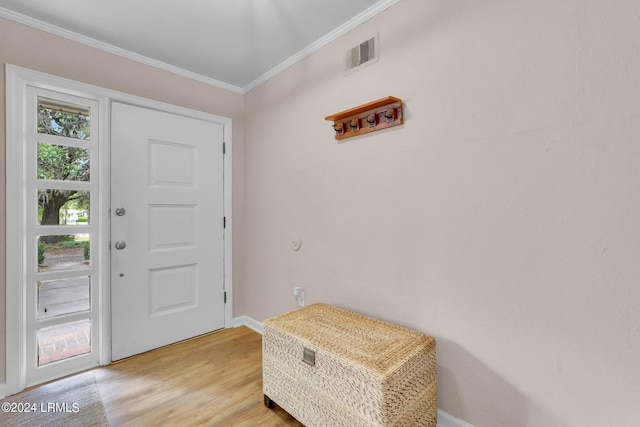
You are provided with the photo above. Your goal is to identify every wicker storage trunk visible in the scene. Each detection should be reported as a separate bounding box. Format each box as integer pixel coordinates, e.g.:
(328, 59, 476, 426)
(262, 303, 436, 427)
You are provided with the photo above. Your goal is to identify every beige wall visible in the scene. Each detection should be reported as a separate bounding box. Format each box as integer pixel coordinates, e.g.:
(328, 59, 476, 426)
(243, 0, 640, 426)
(0, 17, 245, 384)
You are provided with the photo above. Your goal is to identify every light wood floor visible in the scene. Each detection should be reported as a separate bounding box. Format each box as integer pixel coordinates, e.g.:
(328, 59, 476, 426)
(24, 326, 304, 426)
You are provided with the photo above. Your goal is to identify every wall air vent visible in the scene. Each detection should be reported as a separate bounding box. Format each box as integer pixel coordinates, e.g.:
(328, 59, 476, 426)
(345, 33, 379, 74)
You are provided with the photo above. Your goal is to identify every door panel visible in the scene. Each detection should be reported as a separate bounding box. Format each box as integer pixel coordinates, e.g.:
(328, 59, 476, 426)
(111, 103, 225, 360)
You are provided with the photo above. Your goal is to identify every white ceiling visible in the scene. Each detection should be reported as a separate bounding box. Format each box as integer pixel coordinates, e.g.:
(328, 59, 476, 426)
(0, 0, 399, 93)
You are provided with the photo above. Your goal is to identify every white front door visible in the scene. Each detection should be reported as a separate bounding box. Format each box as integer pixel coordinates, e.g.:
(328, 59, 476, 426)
(110, 103, 226, 360)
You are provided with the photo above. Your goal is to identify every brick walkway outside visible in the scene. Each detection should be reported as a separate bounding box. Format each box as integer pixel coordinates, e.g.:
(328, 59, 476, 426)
(38, 320, 91, 365)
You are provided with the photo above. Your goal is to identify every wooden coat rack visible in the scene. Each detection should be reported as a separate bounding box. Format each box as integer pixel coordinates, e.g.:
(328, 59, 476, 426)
(325, 96, 403, 141)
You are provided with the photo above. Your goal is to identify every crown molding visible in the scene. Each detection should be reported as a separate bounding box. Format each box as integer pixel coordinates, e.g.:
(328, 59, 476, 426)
(0, 7, 244, 94)
(242, 0, 401, 93)
(1, 0, 400, 95)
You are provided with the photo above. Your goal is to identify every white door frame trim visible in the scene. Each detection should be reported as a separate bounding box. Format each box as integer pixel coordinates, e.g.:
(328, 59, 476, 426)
(5, 64, 233, 396)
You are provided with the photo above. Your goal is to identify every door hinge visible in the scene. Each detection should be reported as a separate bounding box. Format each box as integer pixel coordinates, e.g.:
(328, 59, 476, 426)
(223, 216, 226, 228)
(222, 142, 226, 154)
(224, 291, 227, 304)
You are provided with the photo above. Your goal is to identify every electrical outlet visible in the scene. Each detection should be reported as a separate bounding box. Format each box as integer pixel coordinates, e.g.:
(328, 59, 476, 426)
(293, 287, 305, 307)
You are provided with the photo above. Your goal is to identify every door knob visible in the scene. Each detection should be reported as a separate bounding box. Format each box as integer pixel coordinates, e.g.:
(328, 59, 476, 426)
(114, 241, 127, 250)
(115, 208, 126, 216)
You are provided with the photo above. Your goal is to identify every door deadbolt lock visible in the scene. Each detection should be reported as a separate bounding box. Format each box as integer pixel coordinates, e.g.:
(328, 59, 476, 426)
(114, 241, 127, 250)
(115, 208, 126, 216)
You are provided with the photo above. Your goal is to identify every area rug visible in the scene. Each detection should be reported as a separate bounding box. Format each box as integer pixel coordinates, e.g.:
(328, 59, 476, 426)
(0, 370, 108, 427)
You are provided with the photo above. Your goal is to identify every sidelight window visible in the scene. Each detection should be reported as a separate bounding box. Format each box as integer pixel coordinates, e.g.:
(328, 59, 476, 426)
(29, 94, 98, 369)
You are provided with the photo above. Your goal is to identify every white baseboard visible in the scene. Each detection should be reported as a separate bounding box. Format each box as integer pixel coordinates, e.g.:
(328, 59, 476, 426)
(232, 315, 263, 334)
(437, 409, 474, 427)
(231, 315, 474, 427)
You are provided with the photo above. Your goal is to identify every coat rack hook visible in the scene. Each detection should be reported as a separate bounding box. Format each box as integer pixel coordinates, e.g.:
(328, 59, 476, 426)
(349, 119, 359, 130)
(365, 115, 376, 126)
(382, 109, 394, 122)
(332, 124, 344, 134)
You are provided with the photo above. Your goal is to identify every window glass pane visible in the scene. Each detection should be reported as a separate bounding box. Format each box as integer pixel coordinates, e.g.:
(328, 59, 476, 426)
(38, 234, 90, 272)
(38, 319, 91, 366)
(38, 143, 90, 181)
(38, 277, 90, 320)
(37, 98, 90, 140)
(38, 190, 90, 225)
